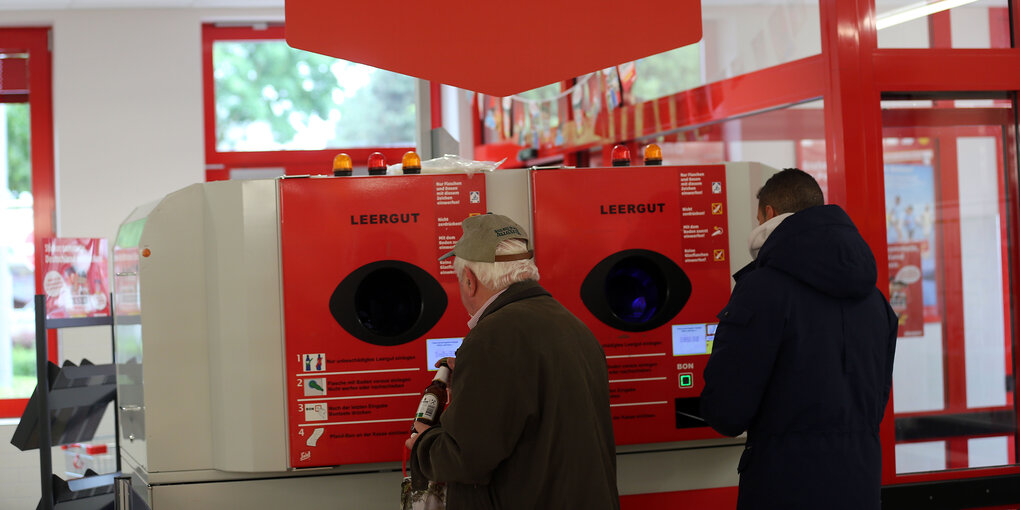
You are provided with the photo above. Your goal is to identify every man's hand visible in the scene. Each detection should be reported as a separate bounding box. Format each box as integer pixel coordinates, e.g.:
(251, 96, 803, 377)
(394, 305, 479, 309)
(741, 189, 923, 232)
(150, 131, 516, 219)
(437, 357, 455, 402)
(405, 421, 430, 450)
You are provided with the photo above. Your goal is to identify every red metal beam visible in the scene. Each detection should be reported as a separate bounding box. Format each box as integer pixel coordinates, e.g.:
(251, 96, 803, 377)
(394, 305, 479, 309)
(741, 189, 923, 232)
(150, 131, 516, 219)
(874, 50, 1020, 92)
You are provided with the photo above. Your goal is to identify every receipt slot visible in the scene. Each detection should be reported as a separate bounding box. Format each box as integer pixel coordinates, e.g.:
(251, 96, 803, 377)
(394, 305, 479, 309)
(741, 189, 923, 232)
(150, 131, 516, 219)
(531, 163, 777, 445)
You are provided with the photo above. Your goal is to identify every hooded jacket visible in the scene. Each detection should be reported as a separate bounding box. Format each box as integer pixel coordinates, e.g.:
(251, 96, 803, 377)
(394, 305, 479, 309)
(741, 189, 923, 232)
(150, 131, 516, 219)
(701, 205, 898, 510)
(409, 280, 620, 510)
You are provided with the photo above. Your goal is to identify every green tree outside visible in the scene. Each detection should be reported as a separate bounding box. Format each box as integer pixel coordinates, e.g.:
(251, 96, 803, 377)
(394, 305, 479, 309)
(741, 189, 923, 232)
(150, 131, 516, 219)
(5, 103, 30, 195)
(213, 41, 415, 151)
(632, 44, 702, 103)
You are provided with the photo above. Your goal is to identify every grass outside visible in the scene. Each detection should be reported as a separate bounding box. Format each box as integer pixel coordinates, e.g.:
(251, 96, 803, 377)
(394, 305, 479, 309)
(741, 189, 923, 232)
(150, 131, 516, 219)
(0, 375, 35, 398)
(0, 344, 37, 399)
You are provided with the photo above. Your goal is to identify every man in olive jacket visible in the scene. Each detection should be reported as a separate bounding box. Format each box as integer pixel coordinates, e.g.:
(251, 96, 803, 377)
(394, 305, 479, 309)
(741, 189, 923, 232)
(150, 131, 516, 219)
(701, 169, 898, 510)
(407, 213, 620, 510)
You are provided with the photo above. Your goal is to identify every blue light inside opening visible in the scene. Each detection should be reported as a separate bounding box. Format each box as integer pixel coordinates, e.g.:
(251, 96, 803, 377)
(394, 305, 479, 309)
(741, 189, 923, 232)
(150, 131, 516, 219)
(605, 258, 665, 324)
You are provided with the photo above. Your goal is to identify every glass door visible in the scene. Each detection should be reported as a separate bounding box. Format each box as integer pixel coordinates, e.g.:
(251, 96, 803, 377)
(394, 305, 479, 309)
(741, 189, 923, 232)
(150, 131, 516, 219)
(881, 94, 1019, 474)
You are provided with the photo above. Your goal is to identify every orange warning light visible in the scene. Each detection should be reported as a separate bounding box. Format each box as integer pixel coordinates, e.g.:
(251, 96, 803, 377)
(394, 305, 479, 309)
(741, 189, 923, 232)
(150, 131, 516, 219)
(402, 151, 422, 174)
(368, 152, 387, 175)
(141, 248, 151, 258)
(611, 145, 631, 167)
(643, 144, 663, 166)
(332, 153, 353, 176)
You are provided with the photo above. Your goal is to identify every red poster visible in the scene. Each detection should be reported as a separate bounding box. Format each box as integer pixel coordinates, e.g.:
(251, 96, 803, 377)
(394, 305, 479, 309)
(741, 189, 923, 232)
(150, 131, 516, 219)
(888, 242, 924, 337)
(42, 238, 110, 319)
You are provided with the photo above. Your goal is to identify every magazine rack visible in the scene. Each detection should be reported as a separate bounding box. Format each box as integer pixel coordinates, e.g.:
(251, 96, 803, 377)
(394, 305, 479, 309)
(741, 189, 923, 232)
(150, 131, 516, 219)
(9, 294, 121, 510)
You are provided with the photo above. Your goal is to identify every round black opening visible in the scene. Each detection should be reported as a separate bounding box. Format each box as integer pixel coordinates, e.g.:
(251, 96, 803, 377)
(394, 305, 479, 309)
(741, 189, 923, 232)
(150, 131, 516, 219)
(605, 256, 666, 324)
(354, 267, 422, 337)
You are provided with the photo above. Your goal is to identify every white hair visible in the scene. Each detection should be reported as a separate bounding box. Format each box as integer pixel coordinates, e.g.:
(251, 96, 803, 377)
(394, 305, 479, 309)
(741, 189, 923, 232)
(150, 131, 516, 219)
(453, 238, 539, 291)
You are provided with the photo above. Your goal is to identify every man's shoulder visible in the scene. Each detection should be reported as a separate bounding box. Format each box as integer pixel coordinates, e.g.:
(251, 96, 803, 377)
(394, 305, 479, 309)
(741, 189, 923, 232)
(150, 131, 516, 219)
(734, 264, 792, 289)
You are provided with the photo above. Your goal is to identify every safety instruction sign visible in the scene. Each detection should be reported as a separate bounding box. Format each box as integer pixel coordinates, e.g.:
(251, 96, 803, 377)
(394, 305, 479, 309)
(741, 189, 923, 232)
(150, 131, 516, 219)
(278, 174, 486, 468)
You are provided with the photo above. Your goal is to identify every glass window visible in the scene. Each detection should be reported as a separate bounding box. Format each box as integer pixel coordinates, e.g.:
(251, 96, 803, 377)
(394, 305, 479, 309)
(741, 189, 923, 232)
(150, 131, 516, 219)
(636, 99, 826, 197)
(1, 85, 35, 401)
(212, 39, 416, 152)
(882, 94, 1018, 474)
(877, 0, 1010, 49)
(496, 82, 564, 148)
(701, 0, 821, 84)
(630, 45, 702, 103)
(481, 0, 821, 151)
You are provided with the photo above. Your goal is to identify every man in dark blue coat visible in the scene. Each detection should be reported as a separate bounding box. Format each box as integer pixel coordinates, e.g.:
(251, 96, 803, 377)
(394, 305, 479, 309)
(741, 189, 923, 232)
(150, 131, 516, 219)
(701, 168, 898, 510)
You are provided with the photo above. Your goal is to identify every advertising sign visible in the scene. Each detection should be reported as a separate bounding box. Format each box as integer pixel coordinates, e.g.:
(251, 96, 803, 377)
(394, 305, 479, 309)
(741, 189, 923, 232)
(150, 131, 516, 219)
(42, 238, 109, 319)
(884, 163, 937, 322)
(888, 242, 924, 337)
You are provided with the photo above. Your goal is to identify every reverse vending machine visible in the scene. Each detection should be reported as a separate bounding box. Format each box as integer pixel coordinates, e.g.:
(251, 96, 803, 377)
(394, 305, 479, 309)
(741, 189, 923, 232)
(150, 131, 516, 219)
(530, 162, 778, 503)
(112, 170, 530, 508)
(112, 162, 774, 508)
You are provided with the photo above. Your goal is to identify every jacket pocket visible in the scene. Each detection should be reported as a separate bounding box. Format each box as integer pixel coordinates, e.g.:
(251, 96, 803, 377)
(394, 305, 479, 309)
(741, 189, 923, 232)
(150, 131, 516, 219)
(717, 303, 753, 326)
(737, 444, 752, 474)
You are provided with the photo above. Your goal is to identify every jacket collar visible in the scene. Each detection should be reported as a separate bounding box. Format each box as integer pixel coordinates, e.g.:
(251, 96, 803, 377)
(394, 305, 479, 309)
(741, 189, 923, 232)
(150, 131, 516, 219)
(475, 279, 550, 324)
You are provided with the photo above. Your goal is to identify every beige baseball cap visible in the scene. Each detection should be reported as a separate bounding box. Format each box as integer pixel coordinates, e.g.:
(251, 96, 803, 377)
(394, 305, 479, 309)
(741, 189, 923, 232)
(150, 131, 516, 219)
(438, 213, 533, 262)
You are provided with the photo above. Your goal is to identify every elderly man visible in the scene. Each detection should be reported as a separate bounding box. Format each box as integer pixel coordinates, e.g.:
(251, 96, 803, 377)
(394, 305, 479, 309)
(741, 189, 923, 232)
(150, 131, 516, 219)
(406, 213, 619, 510)
(700, 169, 898, 510)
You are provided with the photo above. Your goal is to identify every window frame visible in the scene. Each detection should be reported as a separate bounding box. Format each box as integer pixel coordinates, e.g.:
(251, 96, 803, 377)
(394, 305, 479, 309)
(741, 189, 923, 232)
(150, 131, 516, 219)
(201, 23, 413, 181)
(0, 27, 57, 419)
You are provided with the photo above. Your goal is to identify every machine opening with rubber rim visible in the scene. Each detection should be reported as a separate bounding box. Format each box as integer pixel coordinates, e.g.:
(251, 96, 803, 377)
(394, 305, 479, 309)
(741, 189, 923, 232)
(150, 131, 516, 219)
(330, 260, 447, 346)
(605, 256, 665, 324)
(580, 249, 692, 332)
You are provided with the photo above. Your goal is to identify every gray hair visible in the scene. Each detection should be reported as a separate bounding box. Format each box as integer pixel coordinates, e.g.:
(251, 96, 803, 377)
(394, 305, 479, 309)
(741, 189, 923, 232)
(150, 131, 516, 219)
(453, 239, 539, 291)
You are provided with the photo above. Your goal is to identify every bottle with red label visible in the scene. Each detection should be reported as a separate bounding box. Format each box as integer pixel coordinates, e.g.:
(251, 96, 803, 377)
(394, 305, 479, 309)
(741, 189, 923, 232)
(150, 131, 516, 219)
(412, 360, 452, 430)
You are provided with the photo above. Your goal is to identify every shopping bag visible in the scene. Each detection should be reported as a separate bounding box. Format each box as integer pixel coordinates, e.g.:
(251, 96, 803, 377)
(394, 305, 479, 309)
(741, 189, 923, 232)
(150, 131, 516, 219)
(401, 440, 446, 510)
(400, 476, 446, 510)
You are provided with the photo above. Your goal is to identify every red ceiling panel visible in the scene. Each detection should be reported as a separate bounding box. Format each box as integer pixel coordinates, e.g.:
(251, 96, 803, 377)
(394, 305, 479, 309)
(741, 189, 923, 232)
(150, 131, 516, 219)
(285, 0, 702, 96)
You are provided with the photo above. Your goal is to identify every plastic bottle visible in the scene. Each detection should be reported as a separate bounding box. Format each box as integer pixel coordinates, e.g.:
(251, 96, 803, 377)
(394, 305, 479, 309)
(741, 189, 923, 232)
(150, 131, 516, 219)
(412, 361, 452, 430)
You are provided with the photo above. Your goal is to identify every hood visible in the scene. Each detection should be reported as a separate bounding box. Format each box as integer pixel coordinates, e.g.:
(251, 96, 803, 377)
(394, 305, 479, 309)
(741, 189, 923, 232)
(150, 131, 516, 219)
(756, 205, 878, 299)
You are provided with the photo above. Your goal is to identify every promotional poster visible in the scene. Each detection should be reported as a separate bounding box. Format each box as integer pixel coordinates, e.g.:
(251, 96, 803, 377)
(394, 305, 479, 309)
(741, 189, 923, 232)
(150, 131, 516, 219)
(42, 238, 110, 319)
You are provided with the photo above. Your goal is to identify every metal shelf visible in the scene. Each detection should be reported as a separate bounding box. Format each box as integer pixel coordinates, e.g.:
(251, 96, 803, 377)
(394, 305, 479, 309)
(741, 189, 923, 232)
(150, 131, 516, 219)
(16, 294, 123, 510)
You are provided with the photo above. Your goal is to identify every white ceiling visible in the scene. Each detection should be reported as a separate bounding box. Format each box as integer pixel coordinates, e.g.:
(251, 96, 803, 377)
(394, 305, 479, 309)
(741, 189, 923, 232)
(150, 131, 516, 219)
(0, 0, 283, 9)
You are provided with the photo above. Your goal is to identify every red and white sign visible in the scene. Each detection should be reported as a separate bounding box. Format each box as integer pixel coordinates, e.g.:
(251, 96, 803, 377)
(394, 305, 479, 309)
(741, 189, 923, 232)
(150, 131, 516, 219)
(42, 238, 110, 319)
(888, 242, 924, 338)
(278, 175, 486, 468)
(531, 166, 731, 445)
